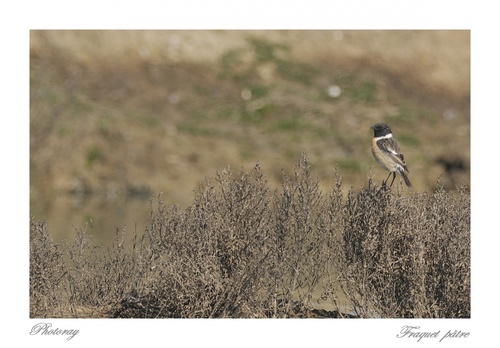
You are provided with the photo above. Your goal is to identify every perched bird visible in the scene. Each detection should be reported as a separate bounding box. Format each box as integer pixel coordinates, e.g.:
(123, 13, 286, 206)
(370, 123, 412, 188)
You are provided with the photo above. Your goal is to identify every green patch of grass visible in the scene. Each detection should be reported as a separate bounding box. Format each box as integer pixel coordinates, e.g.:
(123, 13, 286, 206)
(86, 145, 102, 168)
(137, 114, 160, 128)
(57, 126, 71, 137)
(337, 158, 362, 172)
(247, 37, 290, 63)
(248, 37, 318, 84)
(390, 103, 439, 127)
(70, 95, 94, 113)
(42, 88, 61, 106)
(219, 37, 320, 86)
(270, 116, 302, 132)
(177, 122, 220, 136)
(398, 133, 420, 146)
(239, 111, 262, 125)
(307, 125, 330, 139)
(241, 103, 277, 125)
(276, 59, 319, 85)
(96, 113, 113, 136)
(248, 84, 270, 99)
(349, 81, 377, 102)
(124, 110, 163, 131)
(219, 49, 243, 70)
(335, 71, 357, 86)
(215, 106, 237, 120)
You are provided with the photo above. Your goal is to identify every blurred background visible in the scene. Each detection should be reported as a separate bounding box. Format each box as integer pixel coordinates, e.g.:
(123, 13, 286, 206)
(30, 30, 470, 245)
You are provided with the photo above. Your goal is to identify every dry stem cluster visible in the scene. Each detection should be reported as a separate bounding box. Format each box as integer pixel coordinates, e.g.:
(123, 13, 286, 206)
(30, 155, 470, 318)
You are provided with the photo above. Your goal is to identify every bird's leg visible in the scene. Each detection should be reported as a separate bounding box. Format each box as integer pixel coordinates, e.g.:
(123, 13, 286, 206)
(382, 172, 392, 187)
(389, 172, 396, 187)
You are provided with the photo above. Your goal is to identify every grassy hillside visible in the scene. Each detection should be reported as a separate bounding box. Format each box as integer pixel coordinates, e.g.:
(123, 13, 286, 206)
(30, 31, 470, 214)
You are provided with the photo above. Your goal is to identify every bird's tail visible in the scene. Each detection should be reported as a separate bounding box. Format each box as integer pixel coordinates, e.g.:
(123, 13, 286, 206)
(401, 171, 412, 188)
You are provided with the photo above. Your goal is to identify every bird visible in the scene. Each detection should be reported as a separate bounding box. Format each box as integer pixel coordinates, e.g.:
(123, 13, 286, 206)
(370, 123, 412, 188)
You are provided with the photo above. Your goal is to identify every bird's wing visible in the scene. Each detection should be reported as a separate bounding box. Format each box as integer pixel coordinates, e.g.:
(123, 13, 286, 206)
(377, 138, 409, 170)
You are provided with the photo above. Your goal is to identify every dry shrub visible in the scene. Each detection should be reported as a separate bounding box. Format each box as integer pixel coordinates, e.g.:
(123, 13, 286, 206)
(136, 164, 275, 318)
(30, 218, 67, 317)
(327, 180, 470, 318)
(29, 155, 470, 318)
(269, 159, 332, 316)
(63, 224, 149, 316)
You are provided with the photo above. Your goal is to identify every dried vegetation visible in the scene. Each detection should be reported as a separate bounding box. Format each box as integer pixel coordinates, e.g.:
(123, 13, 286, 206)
(30, 155, 470, 318)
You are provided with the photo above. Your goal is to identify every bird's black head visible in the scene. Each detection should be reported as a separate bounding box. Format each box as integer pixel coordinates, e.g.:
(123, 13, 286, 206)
(371, 123, 392, 137)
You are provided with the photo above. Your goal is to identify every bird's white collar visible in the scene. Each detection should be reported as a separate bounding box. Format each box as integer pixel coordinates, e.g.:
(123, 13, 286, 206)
(374, 133, 393, 140)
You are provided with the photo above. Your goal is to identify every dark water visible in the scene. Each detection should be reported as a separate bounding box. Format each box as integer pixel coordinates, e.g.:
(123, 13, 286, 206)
(30, 194, 155, 246)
